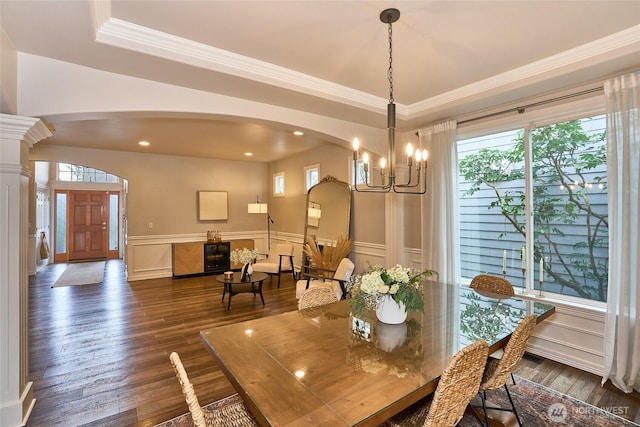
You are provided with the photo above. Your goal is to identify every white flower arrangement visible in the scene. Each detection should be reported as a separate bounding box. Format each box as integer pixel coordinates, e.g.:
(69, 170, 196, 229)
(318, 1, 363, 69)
(349, 264, 437, 315)
(230, 248, 259, 265)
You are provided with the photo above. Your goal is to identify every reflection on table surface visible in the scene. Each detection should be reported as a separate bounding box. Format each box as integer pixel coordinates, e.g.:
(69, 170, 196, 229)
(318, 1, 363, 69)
(200, 281, 555, 427)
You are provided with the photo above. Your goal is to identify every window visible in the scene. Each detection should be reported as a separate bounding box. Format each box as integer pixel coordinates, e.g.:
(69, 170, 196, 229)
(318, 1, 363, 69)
(273, 172, 285, 197)
(304, 164, 319, 192)
(55, 192, 67, 254)
(458, 114, 608, 303)
(109, 194, 119, 251)
(58, 163, 119, 183)
(351, 159, 370, 187)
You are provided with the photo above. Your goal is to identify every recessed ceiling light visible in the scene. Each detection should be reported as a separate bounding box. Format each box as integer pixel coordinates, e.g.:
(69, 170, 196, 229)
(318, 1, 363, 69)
(293, 131, 304, 136)
(244, 152, 253, 157)
(138, 141, 150, 146)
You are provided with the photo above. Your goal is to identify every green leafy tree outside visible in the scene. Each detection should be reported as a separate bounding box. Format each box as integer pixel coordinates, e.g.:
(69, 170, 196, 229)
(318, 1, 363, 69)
(459, 119, 608, 301)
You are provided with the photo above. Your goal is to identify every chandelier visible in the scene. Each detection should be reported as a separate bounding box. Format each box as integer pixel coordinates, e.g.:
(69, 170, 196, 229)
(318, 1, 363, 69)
(352, 8, 427, 194)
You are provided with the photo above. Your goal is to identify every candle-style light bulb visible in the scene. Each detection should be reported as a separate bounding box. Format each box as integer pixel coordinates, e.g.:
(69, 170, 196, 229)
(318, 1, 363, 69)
(405, 143, 413, 167)
(362, 152, 369, 173)
(414, 149, 422, 170)
(422, 149, 428, 165)
(380, 157, 387, 169)
(352, 137, 359, 151)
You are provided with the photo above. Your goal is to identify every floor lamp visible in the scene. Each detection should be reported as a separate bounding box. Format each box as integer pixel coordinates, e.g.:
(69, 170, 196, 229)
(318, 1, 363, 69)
(248, 199, 273, 251)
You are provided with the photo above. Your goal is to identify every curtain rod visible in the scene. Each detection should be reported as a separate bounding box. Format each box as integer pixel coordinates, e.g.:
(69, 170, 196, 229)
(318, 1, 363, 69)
(416, 86, 603, 135)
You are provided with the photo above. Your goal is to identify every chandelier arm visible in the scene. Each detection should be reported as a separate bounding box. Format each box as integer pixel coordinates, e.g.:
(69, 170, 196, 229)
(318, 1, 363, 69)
(353, 154, 392, 192)
(392, 183, 427, 195)
(395, 166, 419, 188)
(363, 168, 392, 190)
(393, 167, 427, 193)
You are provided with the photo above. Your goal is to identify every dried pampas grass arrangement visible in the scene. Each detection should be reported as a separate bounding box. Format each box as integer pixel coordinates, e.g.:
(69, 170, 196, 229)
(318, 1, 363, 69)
(305, 234, 352, 271)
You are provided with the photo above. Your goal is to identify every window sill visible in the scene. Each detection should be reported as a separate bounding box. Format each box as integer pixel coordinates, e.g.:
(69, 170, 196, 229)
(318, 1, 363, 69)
(513, 288, 607, 314)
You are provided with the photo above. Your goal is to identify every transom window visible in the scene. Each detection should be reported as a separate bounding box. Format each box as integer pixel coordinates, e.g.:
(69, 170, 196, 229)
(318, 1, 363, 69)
(273, 172, 285, 197)
(304, 164, 319, 192)
(58, 163, 119, 183)
(351, 159, 370, 187)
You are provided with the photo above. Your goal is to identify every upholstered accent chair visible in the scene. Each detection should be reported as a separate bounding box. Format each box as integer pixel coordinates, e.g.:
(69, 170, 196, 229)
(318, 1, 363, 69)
(295, 257, 354, 301)
(385, 340, 489, 427)
(251, 243, 295, 288)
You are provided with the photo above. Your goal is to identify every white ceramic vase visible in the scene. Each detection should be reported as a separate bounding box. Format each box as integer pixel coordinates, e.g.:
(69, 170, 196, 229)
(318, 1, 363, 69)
(376, 295, 407, 324)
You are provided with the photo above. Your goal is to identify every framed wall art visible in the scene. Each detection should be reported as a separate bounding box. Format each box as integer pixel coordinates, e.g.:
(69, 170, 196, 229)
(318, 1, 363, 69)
(198, 191, 228, 221)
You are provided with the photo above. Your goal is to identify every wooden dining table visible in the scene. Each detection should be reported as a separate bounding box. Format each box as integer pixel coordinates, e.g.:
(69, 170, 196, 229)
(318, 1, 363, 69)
(200, 280, 555, 426)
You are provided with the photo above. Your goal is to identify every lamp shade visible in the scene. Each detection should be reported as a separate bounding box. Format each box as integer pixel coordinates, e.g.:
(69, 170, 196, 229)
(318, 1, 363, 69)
(307, 207, 321, 219)
(248, 203, 268, 214)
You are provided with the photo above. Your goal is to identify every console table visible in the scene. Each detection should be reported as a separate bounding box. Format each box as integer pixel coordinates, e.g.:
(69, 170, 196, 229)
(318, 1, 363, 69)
(172, 239, 254, 277)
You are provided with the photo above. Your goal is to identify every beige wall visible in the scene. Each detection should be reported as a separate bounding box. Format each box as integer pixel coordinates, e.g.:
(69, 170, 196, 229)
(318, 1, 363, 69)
(29, 136, 389, 247)
(268, 143, 386, 245)
(30, 144, 269, 236)
(0, 27, 18, 115)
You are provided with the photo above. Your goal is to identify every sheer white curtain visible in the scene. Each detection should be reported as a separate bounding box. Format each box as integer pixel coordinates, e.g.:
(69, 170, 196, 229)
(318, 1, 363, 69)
(602, 70, 640, 393)
(418, 120, 459, 285)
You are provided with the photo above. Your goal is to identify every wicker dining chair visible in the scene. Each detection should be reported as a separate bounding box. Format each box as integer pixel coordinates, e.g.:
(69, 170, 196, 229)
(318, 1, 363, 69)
(469, 274, 515, 297)
(385, 340, 489, 427)
(476, 314, 537, 426)
(169, 352, 258, 427)
(298, 286, 338, 311)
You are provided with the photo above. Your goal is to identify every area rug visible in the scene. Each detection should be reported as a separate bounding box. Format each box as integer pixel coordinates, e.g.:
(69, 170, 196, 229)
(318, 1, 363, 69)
(154, 377, 638, 427)
(458, 376, 638, 426)
(52, 261, 105, 288)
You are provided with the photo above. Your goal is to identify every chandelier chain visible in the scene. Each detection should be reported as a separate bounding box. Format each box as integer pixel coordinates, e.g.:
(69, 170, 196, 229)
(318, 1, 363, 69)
(387, 21, 394, 103)
(353, 8, 426, 194)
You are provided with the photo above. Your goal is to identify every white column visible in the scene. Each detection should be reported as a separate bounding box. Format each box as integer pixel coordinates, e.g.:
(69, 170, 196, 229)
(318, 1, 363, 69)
(0, 114, 51, 427)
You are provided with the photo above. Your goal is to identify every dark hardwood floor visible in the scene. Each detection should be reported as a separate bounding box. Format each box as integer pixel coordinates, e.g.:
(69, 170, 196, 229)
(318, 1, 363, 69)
(27, 259, 639, 426)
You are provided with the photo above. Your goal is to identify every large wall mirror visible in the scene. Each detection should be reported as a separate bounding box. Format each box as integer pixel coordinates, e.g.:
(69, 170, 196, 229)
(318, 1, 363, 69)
(304, 176, 352, 248)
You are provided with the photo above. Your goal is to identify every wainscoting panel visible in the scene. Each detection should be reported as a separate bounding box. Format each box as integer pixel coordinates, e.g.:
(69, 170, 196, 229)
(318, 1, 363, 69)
(526, 301, 606, 376)
(131, 241, 172, 278)
(351, 241, 386, 272)
(126, 232, 267, 281)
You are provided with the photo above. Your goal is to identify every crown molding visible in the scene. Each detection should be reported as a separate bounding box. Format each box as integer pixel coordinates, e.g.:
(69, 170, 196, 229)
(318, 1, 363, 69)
(406, 25, 640, 119)
(90, 1, 638, 123)
(91, 1, 388, 115)
(0, 114, 52, 146)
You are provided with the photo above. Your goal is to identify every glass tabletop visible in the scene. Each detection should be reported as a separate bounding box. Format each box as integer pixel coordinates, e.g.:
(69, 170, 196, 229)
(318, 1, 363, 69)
(215, 271, 269, 284)
(200, 280, 554, 426)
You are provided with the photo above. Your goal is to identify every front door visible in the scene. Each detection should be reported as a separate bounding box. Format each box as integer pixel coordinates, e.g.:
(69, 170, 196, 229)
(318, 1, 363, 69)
(69, 191, 109, 261)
